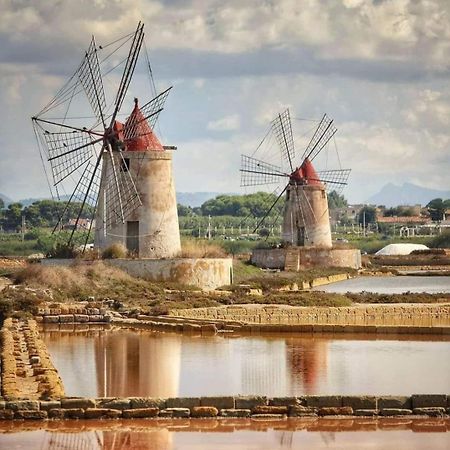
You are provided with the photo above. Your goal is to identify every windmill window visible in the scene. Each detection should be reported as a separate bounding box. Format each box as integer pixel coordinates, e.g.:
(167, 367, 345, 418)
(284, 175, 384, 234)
(120, 158, 130, 172)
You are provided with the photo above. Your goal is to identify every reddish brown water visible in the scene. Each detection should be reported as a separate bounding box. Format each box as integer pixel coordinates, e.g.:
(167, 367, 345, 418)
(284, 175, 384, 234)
(0, 418, 448, 449)
(42, 328, 450, 397)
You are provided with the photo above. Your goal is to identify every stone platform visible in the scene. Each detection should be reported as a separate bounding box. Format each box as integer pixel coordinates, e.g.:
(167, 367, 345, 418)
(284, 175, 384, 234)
(251, 246, 361, 271)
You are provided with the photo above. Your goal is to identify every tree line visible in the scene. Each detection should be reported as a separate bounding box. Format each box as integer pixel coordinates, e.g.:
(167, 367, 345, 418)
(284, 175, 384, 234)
(0, 199, 94, 232)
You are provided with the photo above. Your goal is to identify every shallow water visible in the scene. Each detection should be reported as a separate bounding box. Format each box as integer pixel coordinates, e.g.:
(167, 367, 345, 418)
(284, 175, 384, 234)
(42, 329, 450, 398)
(0, 418, 448, 450)
(313, 275, 450, 294)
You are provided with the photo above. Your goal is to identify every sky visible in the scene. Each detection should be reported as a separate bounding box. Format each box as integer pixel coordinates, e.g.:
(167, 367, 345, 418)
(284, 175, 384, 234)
(0, 0, 449, 204)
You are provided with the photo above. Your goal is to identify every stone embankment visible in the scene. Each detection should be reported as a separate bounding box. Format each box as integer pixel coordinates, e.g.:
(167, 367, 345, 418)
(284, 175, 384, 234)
(0, 394, 448, 421)
(166, 303, 450, 334)
(1, 319, 64, 400)
(35, 305, 111, 324)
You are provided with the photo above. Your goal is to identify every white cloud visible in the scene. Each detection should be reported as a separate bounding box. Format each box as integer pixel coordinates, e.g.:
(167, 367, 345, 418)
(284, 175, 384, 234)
(207, 114, 240, 131)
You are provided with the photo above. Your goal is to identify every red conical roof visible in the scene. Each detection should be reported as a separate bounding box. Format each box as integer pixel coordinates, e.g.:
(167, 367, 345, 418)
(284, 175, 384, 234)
(125, 98, 164, 152)
(290, 159, 322, 186)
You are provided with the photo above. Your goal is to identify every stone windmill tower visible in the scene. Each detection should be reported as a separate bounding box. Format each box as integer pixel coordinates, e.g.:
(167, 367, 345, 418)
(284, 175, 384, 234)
(32, 22, 181, 258)
(94, 97, 181, 257)
(240, 109, 350, 248)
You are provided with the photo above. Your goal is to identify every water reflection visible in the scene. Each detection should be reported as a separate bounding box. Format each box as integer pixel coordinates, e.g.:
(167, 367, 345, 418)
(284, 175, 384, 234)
(0, 419, 449, 450)
(42, 327, 450, 397)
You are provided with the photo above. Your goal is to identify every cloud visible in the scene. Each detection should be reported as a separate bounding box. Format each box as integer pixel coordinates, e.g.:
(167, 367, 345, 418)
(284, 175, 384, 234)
(0, 0, 449, 205)
(207, 114, 240, 131)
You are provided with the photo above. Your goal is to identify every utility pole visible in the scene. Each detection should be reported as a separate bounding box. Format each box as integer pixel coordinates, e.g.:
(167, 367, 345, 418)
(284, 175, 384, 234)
(207, 215, 211, 240)
(21, 215, 26, 242)
(363, 209, 366, 237)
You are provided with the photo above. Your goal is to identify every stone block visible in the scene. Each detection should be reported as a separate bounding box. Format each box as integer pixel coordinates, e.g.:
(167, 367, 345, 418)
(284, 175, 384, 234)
(48, 408, 65, 419)
(6, 400, 39, 411)
(63, 408, 85, 419)
(97, 398, 130, 410)
(166, 397, 200, 409)
(377, 396, 412, 409)
(200, 396, 234, 410)
(191, 406, 219, 417)
(305, 396, 342, 408)
(0, 401, 6, 410)
(43, 316, 59, 323)
(40, 401, 61, 411)
(252, 406, 288, 415)
(122, 408, 159, 419)
(342, 396, 376, 410)
(85, 408, 122, 419)
(74, 315, 89, 323)
(129, 397, 166, 409)
(158, 409, 174, 418)
(380, 408, 412, 416)
(413, 407, 446, 417)
(61, 398, 96, 409)
(411, 394, 447, 408)
(163, 408, 190, 418)
(59, 315, 74, 323)
(269, 397, 300, 407)
(318, 407, 353, 416)
(0, 410, 14, 420)
(288, 406, 317, 417)
(251, 414, 287, 419)
(14, 410, 48, 420)
(220, 409, 251, 418)
(355, 409, 378, 416)
(235, 396, 267, 409)
(89, 315, 104, 322)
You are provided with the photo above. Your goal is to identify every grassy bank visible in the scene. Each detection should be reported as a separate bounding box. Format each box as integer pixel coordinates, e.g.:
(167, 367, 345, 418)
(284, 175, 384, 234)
(1, 262, 447, 323)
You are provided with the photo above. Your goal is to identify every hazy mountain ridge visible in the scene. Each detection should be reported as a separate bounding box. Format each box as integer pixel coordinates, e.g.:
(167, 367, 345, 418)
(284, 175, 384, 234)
(367, 183, 450, 207)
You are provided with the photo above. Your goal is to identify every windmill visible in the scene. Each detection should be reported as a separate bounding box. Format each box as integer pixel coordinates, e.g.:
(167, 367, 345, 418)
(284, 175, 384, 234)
(240, 109, 350, 248)
(32, 22, 181, 258)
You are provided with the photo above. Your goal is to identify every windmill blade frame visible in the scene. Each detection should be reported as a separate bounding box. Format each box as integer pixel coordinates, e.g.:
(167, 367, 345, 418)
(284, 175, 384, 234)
(240, 154, 289, 187)
(110, 22, 145, 127)
(77, 37, 107, 128)
(315, 169, 351, 194)
(301, 114, 337, 164)
(271, 109, 295, 172)
(253, 184, 288, 233)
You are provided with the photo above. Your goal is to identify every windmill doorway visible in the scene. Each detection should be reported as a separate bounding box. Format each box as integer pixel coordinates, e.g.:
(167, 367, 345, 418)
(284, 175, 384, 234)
(297, 226, 305, 246)
(126, 221, 139, 256)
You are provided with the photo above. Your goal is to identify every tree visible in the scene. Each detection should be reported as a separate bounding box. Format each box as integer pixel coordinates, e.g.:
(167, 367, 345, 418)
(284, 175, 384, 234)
(2, 203, 23, 231)
(427, 198, 450, 222)
(358, 206, 377, 225)
(0, 198, 4, 210)
(327, 191, 348, 210)
(177, 204, 195, 217)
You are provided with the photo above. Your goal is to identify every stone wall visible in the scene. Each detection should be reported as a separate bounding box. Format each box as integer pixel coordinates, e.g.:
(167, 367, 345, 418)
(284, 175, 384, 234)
(41, 258, 233, 291)
(1, 319, 64, 400)
(169, 304, 450, 331)
(0, 394, 448, 420)
(251, 247, 361, 270)
(35, 305, 111, 324)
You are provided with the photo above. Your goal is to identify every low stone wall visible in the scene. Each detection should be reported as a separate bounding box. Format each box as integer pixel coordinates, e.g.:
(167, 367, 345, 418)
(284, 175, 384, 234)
(41, 257, 233, 291)
(35, 305, 111, 325)
(251, 247, 362, 270)
(0, 394, 448, 420)
(169, 304, 450, 331)
(1, 319, 64, 400)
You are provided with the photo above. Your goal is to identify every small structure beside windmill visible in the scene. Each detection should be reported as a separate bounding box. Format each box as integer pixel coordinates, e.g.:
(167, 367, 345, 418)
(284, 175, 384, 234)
(32, 22, 231, 290)
(241, 109, 361, 270)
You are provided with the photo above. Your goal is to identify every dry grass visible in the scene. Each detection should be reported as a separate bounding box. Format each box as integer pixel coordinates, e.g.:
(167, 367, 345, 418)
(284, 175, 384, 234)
(179, 238, 228, 258)
(102, 243, 128, 259)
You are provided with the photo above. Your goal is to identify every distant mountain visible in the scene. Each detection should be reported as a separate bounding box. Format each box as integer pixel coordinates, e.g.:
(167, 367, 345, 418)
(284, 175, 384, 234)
(176, 192, 232, 207)
(0, 193, 12, 206)
(367, 183, 450, 207)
